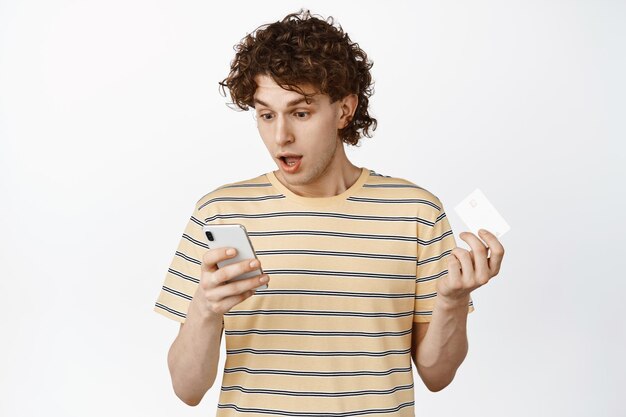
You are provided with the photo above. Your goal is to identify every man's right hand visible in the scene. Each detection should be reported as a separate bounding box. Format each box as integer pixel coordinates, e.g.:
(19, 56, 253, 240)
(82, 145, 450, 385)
(170, 246, 267, 405)
(193, 247, 270, 320)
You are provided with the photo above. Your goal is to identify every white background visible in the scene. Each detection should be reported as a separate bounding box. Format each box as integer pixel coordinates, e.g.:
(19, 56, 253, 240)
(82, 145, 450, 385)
(1, 0, 624, 415)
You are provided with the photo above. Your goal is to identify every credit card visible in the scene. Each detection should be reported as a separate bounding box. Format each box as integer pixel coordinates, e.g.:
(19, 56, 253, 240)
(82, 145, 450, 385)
(453, 188, 510, 238)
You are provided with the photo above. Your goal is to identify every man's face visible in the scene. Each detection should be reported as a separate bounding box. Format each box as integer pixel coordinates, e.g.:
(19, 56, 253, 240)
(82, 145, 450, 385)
(252, 74, 346, 187)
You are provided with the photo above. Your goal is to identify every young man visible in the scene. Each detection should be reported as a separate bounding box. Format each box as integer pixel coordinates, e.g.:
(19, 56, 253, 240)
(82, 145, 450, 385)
(154, 9, 505, 415)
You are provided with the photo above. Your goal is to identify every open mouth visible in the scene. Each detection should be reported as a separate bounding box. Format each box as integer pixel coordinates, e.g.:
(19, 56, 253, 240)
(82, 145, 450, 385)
(279, 155, 303, 173)
(280, 156, 302, 166)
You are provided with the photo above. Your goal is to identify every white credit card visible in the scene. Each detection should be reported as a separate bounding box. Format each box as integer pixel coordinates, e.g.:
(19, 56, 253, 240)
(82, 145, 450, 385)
(453, 188, 510, 238)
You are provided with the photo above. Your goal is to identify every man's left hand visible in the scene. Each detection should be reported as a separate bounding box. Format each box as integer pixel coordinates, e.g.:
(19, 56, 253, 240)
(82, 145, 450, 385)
(436, 229, 506, 303)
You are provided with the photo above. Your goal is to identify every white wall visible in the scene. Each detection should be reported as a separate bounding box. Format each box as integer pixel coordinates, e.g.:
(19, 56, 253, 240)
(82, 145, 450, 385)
(1, 0, 624, 415)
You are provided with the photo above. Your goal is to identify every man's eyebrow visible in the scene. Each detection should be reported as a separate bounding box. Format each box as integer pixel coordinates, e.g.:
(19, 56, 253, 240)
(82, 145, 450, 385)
(253, 96, 317, 108)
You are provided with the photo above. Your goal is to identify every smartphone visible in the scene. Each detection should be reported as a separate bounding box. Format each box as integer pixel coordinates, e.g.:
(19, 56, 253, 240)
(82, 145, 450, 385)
(202, 224, 267, 290)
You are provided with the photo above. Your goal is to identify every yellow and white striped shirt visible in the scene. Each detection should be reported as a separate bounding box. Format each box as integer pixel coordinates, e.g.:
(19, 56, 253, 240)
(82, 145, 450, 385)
(154, 167, 474, 416)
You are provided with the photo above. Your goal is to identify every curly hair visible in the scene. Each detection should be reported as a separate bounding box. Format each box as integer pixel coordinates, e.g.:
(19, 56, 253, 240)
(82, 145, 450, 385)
(218, 8, 377, 146)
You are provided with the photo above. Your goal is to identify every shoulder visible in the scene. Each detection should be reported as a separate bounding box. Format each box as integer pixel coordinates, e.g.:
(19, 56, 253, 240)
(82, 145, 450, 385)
(364, 169, 445, 216)
(193, 172, 274, 215)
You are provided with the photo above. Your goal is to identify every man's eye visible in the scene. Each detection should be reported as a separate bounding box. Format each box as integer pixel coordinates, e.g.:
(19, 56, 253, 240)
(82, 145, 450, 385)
(258, 112, 308, 121)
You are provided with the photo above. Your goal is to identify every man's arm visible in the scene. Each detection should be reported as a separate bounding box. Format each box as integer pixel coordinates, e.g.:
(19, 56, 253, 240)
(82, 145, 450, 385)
(411, 295, 470, 392)
(166, 248, 268, 406)
(167, 292, 224, 406)
(411, 228, 505, 391)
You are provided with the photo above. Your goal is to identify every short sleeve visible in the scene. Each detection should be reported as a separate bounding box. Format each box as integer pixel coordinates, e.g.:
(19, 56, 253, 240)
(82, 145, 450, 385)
(414, 197, 475, 323)
(153, 199, 210, 323)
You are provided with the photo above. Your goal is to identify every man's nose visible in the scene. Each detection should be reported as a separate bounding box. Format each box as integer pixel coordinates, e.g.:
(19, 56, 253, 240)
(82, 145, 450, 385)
(274, 115, 294, 145)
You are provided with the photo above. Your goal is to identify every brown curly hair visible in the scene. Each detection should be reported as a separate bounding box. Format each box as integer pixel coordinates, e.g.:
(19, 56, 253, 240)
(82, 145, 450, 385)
(218, 8, 377, 146)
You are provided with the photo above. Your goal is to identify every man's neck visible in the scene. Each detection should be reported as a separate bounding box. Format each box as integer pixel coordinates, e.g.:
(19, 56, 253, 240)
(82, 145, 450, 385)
(274, 162, 362, 198)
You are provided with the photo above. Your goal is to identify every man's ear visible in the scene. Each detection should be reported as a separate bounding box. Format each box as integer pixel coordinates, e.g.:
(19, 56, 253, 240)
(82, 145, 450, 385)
(337, 94, 359, 129)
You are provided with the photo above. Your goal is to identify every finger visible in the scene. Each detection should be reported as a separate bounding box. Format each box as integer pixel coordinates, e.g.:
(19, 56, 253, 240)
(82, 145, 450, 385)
(220, 288, 258, 313)
(446, 251, 463, 285)
(459, 232, 490, 282)
(201, 247, 237, 273)
(478, 229, 506, 276)
(450, 247, 475, 284)
(208, 288, 256, 316)
(212, 257, 263, 286)
(210, 273, 269, 300)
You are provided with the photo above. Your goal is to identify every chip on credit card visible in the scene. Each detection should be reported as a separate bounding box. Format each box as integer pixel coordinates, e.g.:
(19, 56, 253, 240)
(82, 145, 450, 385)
(453, 188, 510, 238)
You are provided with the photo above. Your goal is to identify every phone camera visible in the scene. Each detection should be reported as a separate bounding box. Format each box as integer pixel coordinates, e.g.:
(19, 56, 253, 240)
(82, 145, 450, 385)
(205, 231, 214, 242)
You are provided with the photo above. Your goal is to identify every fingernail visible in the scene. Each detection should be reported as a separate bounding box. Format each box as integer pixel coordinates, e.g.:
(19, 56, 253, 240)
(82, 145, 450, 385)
(226, 248, 235, 256)
(250, 260, 259, 268)
(479, 229, 487, 235)
(260, 275, 269, 283)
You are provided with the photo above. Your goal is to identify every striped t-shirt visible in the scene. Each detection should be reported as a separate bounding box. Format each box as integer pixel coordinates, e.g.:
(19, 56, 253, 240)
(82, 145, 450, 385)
(154, 167, 474, 416)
